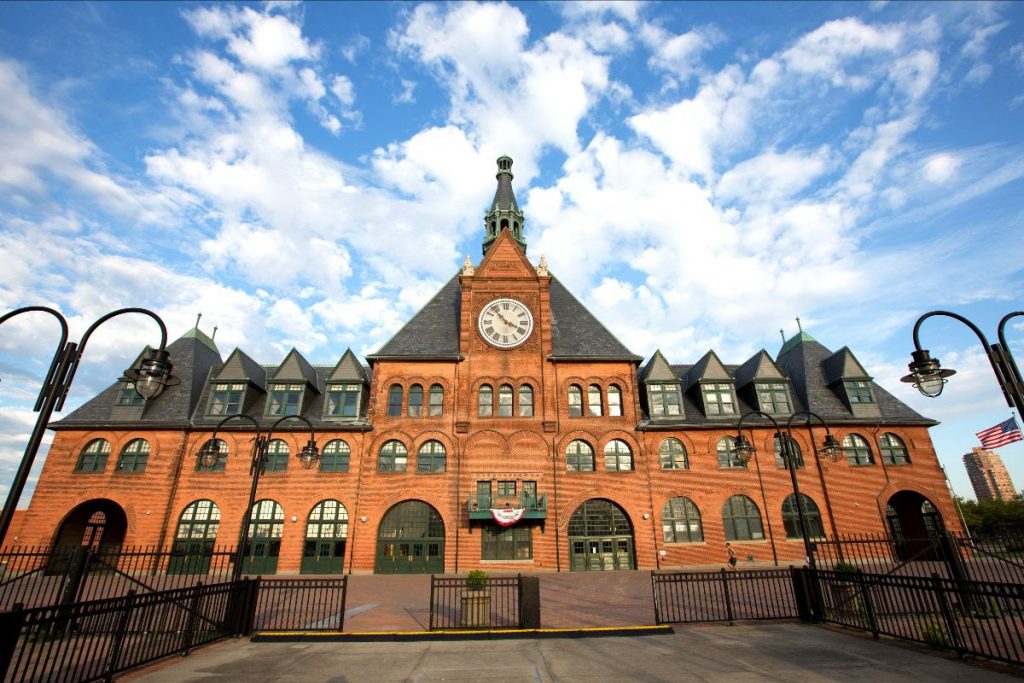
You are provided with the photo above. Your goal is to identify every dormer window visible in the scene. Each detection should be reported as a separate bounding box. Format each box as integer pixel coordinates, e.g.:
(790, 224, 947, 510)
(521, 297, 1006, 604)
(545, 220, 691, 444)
(757, 382, 791, 414)
(116, 381, 144, 406)
(844, 380, 874, 404)
(325, 383, 361, 418)
(648, 384, 682, 418)
(701, 382, 736, 415)
(267, 383, 304, 417)
(208, 383, 246, 416)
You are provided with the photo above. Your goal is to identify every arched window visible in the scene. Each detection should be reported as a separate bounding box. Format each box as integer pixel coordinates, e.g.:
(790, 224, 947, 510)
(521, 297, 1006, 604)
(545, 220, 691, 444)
(265, 439, 289, 472)
(781, 493, 825, 539)
(604, 440, 633, 471)
(498, 384, 514, 417)
(417, 440, 446, 473)
(320, 439, 350, 473)
(722, 495, 764, 541)
(518, 384, 534, 417)
(378, 440, 408, 472)
(428, 384, 444, 416)
(566, 440, 595, 472)
(662, 497, 703, 543)
(175, 500, 220, 542)
(407, 384, 423, 417)
(303, 499, 348, 573)
(116, 438, 150, 473)
(478, 384, 493, 417)
(879, 433, 911, 464)
(773, 435, 804, 468)
(75, 439, 111, 473)
(588, 385, 603, 416)
(659, 438, 688, 470)
(843, 433, 874, 465)
(307, 500, 348, 540)
(387, 384, 403, 417)
(568, 385, 583, 417)
(242, 499, 284, 574)
(195, 438, 227, 472)
(717, 436, 745, 468)
(608, 385, 622, 417)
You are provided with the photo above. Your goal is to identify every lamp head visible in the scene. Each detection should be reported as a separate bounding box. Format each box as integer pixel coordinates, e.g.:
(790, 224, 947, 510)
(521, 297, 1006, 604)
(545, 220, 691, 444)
(821, 434, 842, 462)
(198, 438, 224, 469)
(125, 348, 179, 399)
(298, 439, 320, 470)
(732, 434, 755, 463)
(900, 349, 955, 398)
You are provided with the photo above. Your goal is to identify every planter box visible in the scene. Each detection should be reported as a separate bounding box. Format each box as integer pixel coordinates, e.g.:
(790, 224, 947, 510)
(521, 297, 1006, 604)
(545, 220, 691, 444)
(460, 590, 491, 628)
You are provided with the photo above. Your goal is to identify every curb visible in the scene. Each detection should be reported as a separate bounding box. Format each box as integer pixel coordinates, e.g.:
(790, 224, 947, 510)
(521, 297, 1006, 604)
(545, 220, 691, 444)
(252, 624, 674, 642)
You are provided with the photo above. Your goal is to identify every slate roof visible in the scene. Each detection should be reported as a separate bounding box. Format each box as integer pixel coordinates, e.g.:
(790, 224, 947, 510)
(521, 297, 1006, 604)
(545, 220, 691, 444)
(490, 167, 519, 213)
(53, 331, 223, 429)
(548, 277, 641, 360)
(368, 275, 463, 359)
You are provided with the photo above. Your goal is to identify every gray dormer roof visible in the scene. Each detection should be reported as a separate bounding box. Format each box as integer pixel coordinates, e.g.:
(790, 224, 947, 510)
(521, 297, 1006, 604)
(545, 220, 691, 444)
(213, 348, 267, 390)
(327, 349, 370, 384)
(822, 347, 872, 385)
(684, 350, 732, 391)
(270, 348, 319, 390)
(734, 350, 788, 388)
(640, 350, 681, 383)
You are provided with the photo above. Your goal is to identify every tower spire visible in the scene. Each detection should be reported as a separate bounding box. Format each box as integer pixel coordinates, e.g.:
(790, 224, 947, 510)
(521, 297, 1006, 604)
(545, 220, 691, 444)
(482, 155, 526, 255)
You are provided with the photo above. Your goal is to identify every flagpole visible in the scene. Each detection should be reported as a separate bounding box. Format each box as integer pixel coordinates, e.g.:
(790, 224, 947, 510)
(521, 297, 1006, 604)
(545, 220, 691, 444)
(941, 465, 972, 540)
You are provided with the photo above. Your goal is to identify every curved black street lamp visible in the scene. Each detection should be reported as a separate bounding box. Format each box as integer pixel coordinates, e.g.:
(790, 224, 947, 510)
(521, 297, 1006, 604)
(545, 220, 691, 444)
(198, 413, 319, 580)
(901, 310, 1024, 411)
(732, 410, 841, 567)
(0, 306, 177, 546)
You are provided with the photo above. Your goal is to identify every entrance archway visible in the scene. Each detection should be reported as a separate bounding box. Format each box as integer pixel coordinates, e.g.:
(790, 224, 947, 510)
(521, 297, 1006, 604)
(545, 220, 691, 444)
(301, 500, 348, 574)
(375, 500, 444, 574)
(567, 499, 635, 571)
(52, 499, 128, 550)
(886, 490, 944, 560)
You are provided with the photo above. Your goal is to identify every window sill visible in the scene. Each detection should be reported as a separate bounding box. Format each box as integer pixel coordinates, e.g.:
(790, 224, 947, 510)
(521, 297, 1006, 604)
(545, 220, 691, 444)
(664, 541, 707, 547)
(847, 463, 876, 467)
(481, 559, 534, 564)
(727, 539, 767, 544)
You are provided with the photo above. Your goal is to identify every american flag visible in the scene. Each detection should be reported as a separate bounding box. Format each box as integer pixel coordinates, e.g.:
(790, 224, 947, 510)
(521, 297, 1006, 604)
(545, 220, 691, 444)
(976, 417, 1024, 450)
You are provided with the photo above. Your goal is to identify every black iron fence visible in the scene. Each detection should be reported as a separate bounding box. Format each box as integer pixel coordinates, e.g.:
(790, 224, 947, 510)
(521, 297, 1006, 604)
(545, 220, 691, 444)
(815, 568, 1024, 666)
(429, 575, 522, 630)
(652, 568, 800, 624)
(252, 578, 348, 632)
(0, 579, 257, 683)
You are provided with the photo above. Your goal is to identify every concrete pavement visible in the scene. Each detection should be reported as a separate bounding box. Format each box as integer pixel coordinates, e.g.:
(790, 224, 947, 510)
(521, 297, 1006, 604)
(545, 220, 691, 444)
(128, 623, 1019, 682)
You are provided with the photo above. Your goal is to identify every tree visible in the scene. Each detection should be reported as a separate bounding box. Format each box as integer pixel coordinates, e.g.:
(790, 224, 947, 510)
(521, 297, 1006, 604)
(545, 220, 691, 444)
(956, 496, 1024, 536)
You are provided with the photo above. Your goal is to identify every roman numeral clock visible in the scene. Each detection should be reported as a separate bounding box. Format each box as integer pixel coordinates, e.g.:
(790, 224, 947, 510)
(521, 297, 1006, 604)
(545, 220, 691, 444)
(478, 298, 533, 349)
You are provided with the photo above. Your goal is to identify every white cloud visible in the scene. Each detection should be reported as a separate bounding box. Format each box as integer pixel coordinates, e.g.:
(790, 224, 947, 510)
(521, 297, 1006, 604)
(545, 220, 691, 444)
(716, 148, 831, 205)
(640, 23, 720, 82)
(922, 153, 960, 184)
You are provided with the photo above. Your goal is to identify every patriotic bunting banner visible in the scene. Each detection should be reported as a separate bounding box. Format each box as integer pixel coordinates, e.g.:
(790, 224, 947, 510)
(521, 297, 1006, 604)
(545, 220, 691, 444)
(490, 507, 525, 526)
(976, 417, 1023, 450)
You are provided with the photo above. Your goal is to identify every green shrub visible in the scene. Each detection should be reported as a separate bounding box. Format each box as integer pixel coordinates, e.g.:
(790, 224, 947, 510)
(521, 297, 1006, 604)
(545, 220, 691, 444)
(834, 562, 861, 574)
(920, 619, 948, 649)
(466, 569, 488, 591)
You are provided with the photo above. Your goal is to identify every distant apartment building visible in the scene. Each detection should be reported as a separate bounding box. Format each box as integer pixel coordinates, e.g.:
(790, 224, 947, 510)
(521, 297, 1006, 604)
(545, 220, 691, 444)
(964, 447, 1018, 501)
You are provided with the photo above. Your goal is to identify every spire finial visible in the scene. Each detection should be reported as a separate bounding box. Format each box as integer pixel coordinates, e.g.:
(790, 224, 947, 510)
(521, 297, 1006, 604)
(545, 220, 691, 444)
(195, 312, 202, 330)
(780, 329, 786, 344)
(796, 316, 803, 333)
(461, 255, 475, 276)
(212, 326, 218, 341)
(536, 255, 549, 276)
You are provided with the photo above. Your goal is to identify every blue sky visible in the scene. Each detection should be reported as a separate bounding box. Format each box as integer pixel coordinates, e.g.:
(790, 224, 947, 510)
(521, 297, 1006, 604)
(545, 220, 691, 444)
(0, 1, 1022, 508)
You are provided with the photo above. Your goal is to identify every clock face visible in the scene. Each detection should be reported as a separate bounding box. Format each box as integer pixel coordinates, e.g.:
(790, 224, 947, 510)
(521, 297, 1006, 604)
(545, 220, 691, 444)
(478, 298, 534, 349)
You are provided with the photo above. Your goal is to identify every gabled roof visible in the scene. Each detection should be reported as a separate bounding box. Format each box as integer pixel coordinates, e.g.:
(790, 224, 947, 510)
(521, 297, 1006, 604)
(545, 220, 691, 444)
(179, 326, 218, 354)
(639, 350, 680, 383)
(733, 350, 788, 388)
(368, 275, 462, 360)
(822, 347, 872, 385)
(683, 350, 731, 391)
(213, 348, 267, 390)
(326, 349, 370, 384)
(270, 348, 319, 389)
(548, 277, 641, 361)
(779, 330, 817, 356)
(54, 330, 223, 428)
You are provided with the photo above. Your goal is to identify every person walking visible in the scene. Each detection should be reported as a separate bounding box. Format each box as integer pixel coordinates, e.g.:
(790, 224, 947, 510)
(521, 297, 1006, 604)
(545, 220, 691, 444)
(726, 542, 737, 570)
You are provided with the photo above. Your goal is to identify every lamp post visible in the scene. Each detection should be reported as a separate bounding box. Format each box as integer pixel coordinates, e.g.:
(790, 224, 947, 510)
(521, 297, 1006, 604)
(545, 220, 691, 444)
(732, 411, 841, 567)
(198, 414, 319, 580)
(901, 310, 1024, 411)
(0, 306, 177, 546)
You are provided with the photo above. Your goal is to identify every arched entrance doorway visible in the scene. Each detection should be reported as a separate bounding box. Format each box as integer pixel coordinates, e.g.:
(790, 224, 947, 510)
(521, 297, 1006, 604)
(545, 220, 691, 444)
(886, 490, 944, 560)
(241, 499, 284, 575)
(52, 499, 128, 550)
(168, 500, 220, 575)
(301, 500, 348, 574)
(375, 501, 444, 574)
(567, 499, 635, 571)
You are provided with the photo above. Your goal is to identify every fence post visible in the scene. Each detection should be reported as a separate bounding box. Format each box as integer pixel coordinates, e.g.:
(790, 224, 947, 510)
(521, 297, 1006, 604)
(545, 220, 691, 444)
(60, 546, 90, 607)
(429, 575, 436, 631)
(790, 567, 815, 623)
(938, 531, 975, 613)
(520, 575, 540, 629)
(180, 582, 204, 656)
(931, 573, 965, 659)
(103, 590, 136, 682)
(721, 569, 735, 624)
(854, 569, 878, 638)
(650, 572, 661, 625)
(0, 605, 26, 681)
(338, 576, 348, 632)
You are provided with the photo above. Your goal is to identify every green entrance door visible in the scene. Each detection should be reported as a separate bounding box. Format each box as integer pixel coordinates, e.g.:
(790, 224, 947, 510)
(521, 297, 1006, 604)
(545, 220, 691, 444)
(375, 501, 445, 574)
(568, 499, 635, 572)
(240, 499, 283, 575)
(301, 500, 348, 574)
(168, 500, 220, 575)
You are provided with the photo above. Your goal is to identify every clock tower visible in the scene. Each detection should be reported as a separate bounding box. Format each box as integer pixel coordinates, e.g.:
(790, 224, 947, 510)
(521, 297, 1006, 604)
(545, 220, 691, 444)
(481, 155, 526, 255)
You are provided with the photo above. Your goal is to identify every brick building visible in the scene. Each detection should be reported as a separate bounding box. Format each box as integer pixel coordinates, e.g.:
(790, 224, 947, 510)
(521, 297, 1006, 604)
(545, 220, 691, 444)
(9, 157, 958, 574)
(963, 447, 1018, 501)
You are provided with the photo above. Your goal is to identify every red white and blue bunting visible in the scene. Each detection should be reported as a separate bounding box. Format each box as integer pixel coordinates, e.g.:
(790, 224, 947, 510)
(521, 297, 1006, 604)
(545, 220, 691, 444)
(490, 507, 525, 526)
